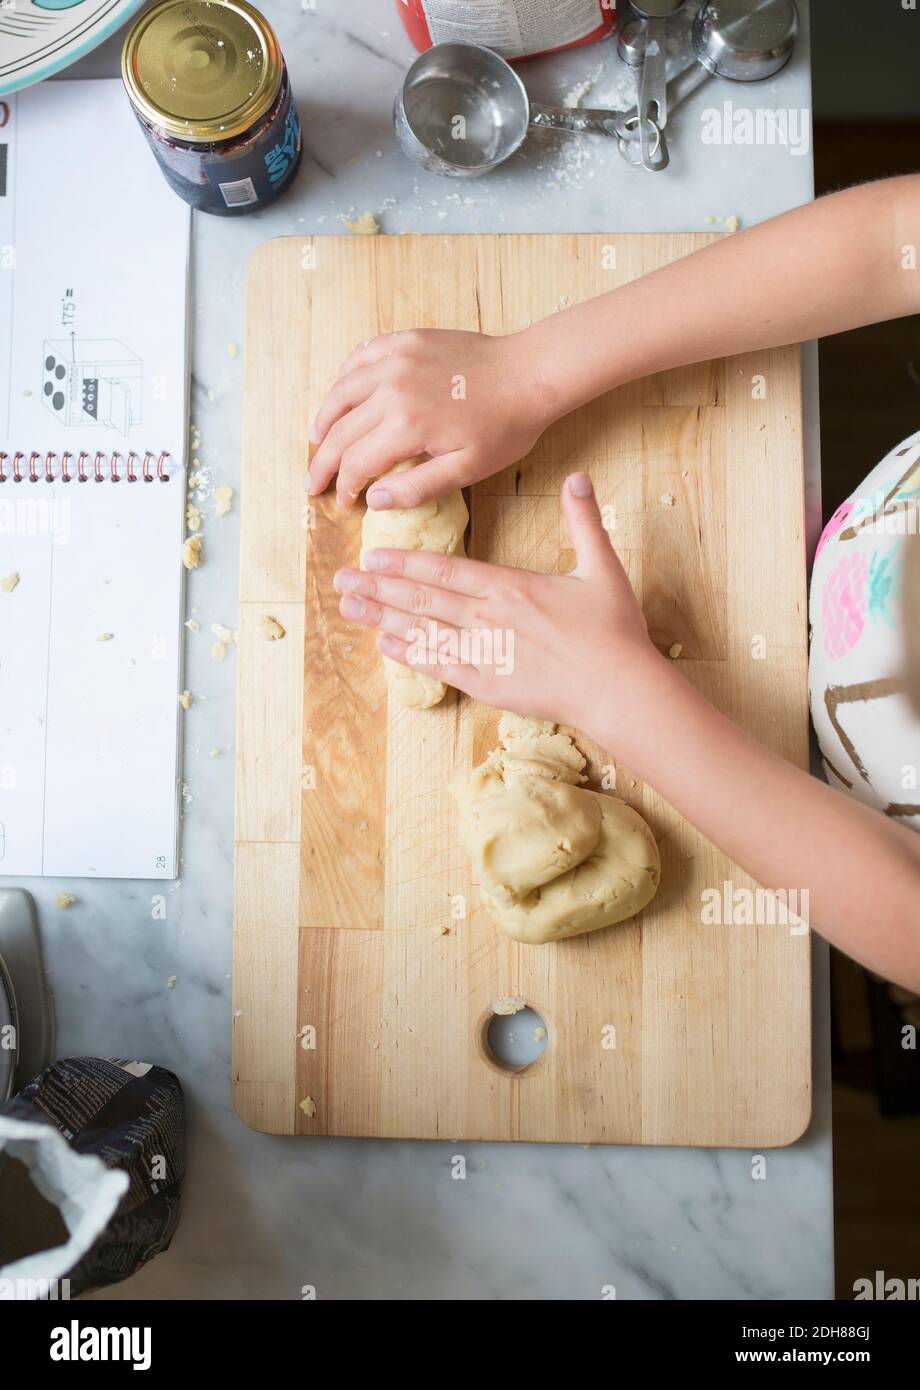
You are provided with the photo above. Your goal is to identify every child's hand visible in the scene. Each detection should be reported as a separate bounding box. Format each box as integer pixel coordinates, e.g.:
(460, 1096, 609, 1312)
(332, 473, 665, 738)
(308, 329, 553, 510)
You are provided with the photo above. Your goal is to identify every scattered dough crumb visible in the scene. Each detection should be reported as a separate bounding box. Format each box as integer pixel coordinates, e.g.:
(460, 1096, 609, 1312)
(208, 747, 221, 758)
(167, 975, 178, 989)
(210, 622, 235, 643)
(344, 210, 380, 235)
(725, 214, 741, 234)
(704, 214, 715, 225)
(185, 618, 200, 633)
(299, 1096, 317, 1118)
(207, 387, 217, 402)
(55, 892, 76, 909)
(534, 1026, 547, 1041)
(227, 340, 239, 358)
(668, 643, 683, 659)
(214, 485, 234, 517)
(96, 632, 114, 642)
(258, 615, 286, 641)
(492, 994, 526, 1017)
(186, 502, 204, 532)
(211, 641, 227, 662)
(178, 689, 193, 710)
(182, 536, 203, 570)
(659, 492, 675, 508)
(0, 572, 20, 594)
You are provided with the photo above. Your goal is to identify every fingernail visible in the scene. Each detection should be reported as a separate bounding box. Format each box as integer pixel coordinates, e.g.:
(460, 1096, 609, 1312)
(379, 634, 399, 656)
(364, 550, 387, 571)
(304, 472, 314, 493)
(333, 570, 357, 593)
(569, 472, 593, 498)
(341, 595, 365, 618)
(366, 489, 392, 510)
(309, 421, 320, 444)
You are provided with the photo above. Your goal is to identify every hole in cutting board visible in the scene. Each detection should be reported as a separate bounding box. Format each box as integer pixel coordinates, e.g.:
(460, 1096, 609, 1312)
(482, 1006, 549, 1074)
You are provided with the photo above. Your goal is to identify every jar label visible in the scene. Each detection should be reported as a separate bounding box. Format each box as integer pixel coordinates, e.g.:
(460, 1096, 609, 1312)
(420, 0, 611, 57)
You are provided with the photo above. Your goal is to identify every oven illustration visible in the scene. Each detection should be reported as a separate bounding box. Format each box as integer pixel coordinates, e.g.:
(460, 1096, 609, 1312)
(41, 338, 143, 436)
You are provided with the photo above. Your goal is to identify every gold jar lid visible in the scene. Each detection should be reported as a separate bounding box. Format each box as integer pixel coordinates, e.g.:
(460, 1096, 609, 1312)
(122, 0, 283, 143)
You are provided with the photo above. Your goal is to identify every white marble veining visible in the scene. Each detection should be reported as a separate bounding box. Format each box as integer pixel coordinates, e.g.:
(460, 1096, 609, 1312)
(25, 0, 833, 1299)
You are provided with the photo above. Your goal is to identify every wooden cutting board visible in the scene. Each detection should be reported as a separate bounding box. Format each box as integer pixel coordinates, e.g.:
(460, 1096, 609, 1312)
(233, 233, 811, 1146)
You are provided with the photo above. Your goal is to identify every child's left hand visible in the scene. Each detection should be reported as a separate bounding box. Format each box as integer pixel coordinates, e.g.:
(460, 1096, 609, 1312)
(332, 473, 667, 744)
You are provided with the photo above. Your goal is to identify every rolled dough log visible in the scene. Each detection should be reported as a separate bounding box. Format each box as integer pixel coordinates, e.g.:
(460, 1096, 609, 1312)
(455, 713, 660, 944)
(360, 461, 469, 710)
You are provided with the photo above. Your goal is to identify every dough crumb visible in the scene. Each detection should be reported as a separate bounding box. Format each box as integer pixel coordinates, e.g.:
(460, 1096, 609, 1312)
(227, 340, 239, 358)
(659, 492, 676, 508)
(704, 214, 715, 225)
(211, 641, 227, 662)
(725, 214, 741, 234)
(299, 1096, 317, 1118)
(258, 615, 286, 641)
(492, 994, 526, 1017)
(534, 1026, 547, 1041)
(0, 572, 20, 594)
(668, 643, 683, 659)
(178, 689, 193, 710)
(96, 632, 114, 642)
(214, 484, 234, 517)
(210, 622, 235, 643)
(186, 502, 204, 532)
(167, 975, 178, 989)
(345, 211, 380, 235)
(208, 747, 221, 758)
(182, 536, 203, 570)
(185, 618, 201, 633)
(55, 892, 77, 909)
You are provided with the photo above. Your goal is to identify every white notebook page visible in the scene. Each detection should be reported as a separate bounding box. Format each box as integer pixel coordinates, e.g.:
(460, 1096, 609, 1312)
(0, 81, 190, 879)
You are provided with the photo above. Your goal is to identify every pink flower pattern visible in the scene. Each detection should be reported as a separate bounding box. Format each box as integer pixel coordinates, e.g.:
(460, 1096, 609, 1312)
(822, 552, 868, 658)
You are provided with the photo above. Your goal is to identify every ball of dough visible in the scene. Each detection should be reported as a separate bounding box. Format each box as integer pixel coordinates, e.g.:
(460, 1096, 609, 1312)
(360, 461, 468, 710)
(455, 715, 660, 944)
(458, 761, 602, 900)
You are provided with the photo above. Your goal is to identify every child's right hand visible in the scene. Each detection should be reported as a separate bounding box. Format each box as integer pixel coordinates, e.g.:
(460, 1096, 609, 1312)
(307, 328, 557, 510)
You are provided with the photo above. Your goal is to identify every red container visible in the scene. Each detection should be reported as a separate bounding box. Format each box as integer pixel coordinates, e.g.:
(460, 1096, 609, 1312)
(396, 0, 617, 62)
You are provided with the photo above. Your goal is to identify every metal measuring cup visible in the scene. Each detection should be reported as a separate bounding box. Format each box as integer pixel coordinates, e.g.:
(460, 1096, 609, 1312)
(393, 41, 653, 179)
(617, 0, 800, 164)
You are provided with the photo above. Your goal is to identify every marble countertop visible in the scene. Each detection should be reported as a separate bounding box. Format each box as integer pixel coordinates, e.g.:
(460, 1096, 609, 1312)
(42, 0, 832, 1300)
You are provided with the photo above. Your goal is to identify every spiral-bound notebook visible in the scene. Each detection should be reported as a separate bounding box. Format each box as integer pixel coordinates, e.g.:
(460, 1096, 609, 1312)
(0, 80, 191, 880)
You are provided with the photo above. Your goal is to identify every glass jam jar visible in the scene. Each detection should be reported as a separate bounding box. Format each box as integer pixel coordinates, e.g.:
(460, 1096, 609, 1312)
(121, 0, 302, 216)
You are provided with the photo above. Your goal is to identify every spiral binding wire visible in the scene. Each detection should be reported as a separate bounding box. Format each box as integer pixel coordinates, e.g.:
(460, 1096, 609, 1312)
(0, 451, 172, 483)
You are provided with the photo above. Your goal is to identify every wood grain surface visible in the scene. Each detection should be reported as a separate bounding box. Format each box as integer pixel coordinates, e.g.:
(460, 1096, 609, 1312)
(233, 234, 812, 1145)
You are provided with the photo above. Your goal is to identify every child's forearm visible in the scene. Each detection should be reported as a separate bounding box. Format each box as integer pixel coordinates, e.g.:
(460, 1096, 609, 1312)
(521, 176, 920, 423)
(594, 656, 920, 991)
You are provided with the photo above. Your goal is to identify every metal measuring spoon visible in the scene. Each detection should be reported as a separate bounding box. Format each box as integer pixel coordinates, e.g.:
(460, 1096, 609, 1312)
(626, 0, 687, 170)
(616, 0, 800, 160)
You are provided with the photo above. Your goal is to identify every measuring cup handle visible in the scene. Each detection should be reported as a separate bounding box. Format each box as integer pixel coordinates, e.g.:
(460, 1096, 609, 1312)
(529, 102, 620, 137)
